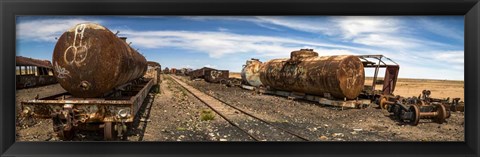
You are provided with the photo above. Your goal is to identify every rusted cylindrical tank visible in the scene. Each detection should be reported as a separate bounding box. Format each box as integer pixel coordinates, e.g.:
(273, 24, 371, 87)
(259, 49, 365, 99)
(241, 58, 263, 87)
(52, 23, 147, 98)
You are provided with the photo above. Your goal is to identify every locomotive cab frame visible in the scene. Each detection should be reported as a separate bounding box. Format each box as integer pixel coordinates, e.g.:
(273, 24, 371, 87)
(357, 55, 400, 99)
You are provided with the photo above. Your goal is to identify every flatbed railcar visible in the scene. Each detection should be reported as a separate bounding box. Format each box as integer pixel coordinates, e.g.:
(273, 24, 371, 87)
(21, 23, 161, 140)
(21, 63, 161, 140)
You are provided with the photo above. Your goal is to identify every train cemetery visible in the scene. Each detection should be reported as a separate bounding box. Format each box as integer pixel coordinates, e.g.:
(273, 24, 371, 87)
(15, 23, 465, 142)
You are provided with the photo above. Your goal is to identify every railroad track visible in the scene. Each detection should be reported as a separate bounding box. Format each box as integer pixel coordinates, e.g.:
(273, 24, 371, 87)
(169, 75, 310, 141)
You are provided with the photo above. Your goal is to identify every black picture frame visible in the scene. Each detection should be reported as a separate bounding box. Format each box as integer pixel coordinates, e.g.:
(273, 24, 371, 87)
(1, 0, 479, 157)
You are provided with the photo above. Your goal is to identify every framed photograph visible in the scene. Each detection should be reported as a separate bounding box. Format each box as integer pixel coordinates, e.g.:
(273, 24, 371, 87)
(1, 0, 479, 157)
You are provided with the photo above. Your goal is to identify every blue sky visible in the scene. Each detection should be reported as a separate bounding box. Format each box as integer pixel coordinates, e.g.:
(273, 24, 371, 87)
(16, 16, 464, 80)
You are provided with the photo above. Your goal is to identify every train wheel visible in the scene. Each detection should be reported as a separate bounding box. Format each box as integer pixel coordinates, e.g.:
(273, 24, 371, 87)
(52, 118, 74, 141)
(435, 104, 447, 124)
(58, 129, 75, 141)
(219, 80, 227, 86)
(104, 122, 118, 141)
(121, 122, 132, 140)
(450, 104, 457, 112)
(408, 105, 420, 126)
(379, 96, 388, 110)
(419, 101, 426, 106)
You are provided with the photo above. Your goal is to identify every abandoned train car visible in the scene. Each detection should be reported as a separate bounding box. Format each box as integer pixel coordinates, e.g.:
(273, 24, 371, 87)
(189, 67, 215, 79)
(22, 23, 157, 141)
(204, 69, 229, 83)
(16, 56, 57, 89)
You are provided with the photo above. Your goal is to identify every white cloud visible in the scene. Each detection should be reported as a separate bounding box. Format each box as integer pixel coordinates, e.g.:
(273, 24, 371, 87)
(352, 34, 409, 47)
(204, 64, 217, 68)
(218, 27, 229, 32)
(333, 16, 400, 38)
(182, 65, 193, 68)
(330, 17, 424, 50)
(418, 18, 464, 41)
(17, 18, 102, 42)
(255, 16, 333, 35)
(122, 30, 371, 58)
(246, 16, 456, 51)
(431, 51, 464, 64)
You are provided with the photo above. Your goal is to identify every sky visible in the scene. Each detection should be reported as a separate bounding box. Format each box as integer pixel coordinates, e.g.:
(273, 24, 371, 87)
(16, 16, 464, 80)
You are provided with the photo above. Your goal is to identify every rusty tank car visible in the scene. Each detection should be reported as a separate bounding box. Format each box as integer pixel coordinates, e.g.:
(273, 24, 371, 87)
(259, 49, 365, 100)
(52, 23, 147, 98)
(23, 23, 159, 140)
(241, 58, 263, 87)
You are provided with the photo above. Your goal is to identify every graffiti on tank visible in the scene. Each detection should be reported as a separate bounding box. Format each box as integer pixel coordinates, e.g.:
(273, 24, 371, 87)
(282, 64, 298, 86)
(64, 24, 89, 66)
(210, 71, 222, 80)
(55, 62, 71, 79)
(344, 61, 359, 89)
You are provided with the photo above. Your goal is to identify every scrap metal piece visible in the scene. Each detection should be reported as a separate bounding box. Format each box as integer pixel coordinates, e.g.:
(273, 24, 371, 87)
(387, 99, 451, 126)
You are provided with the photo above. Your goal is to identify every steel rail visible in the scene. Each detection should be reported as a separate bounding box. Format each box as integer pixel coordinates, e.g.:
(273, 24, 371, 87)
(169, 75, 259, 141)
(169, 75, 310, 141)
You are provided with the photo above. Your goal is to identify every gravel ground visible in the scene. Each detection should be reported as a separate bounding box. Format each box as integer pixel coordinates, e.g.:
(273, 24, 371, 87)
(179, 76, 464, 142)
(16, 84, 66, 141)
(15, 75, 464, 141)
(17, 75, 254, 141)
(131, 75, 253, 141)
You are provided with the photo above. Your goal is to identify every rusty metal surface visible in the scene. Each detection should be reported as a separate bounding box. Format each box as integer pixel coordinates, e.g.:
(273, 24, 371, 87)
(259, 49, 365, 100)
(145, 61, 161, 85)
(258, 88, 370, 109)
(204, 69, 229, 83)
(16, 56, 53, 68)
(22, 78, 154, 124)
(404, 90, 464, 112)
(387, 99, 450, 126)
(381, 66, 400, 95)
(179, 68, 188, 75)
(357, 55, 399, 95)
(147, 61, 160, 67)
(170, 68, 177, 75)
(189, 67, 215, 79)
(241, 58, 263, 87)
(52, 23, 147, 98)
(163, 67, 170, 74)
(185, 68, 193, 76)
(16, 75, 57, 89)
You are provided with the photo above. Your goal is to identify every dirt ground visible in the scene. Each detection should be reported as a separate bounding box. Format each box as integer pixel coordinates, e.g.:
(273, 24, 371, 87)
(229, 72, 241, 79)
(16, 74, 464, 142)
(231, 72, 464, 101)
(16, 75, 253, 141)
(181, 76, 464, 141)
(374, 78, 464, 101)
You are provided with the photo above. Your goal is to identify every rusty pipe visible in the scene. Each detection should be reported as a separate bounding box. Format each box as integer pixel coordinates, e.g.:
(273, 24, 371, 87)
(419, 112, 438, 117)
